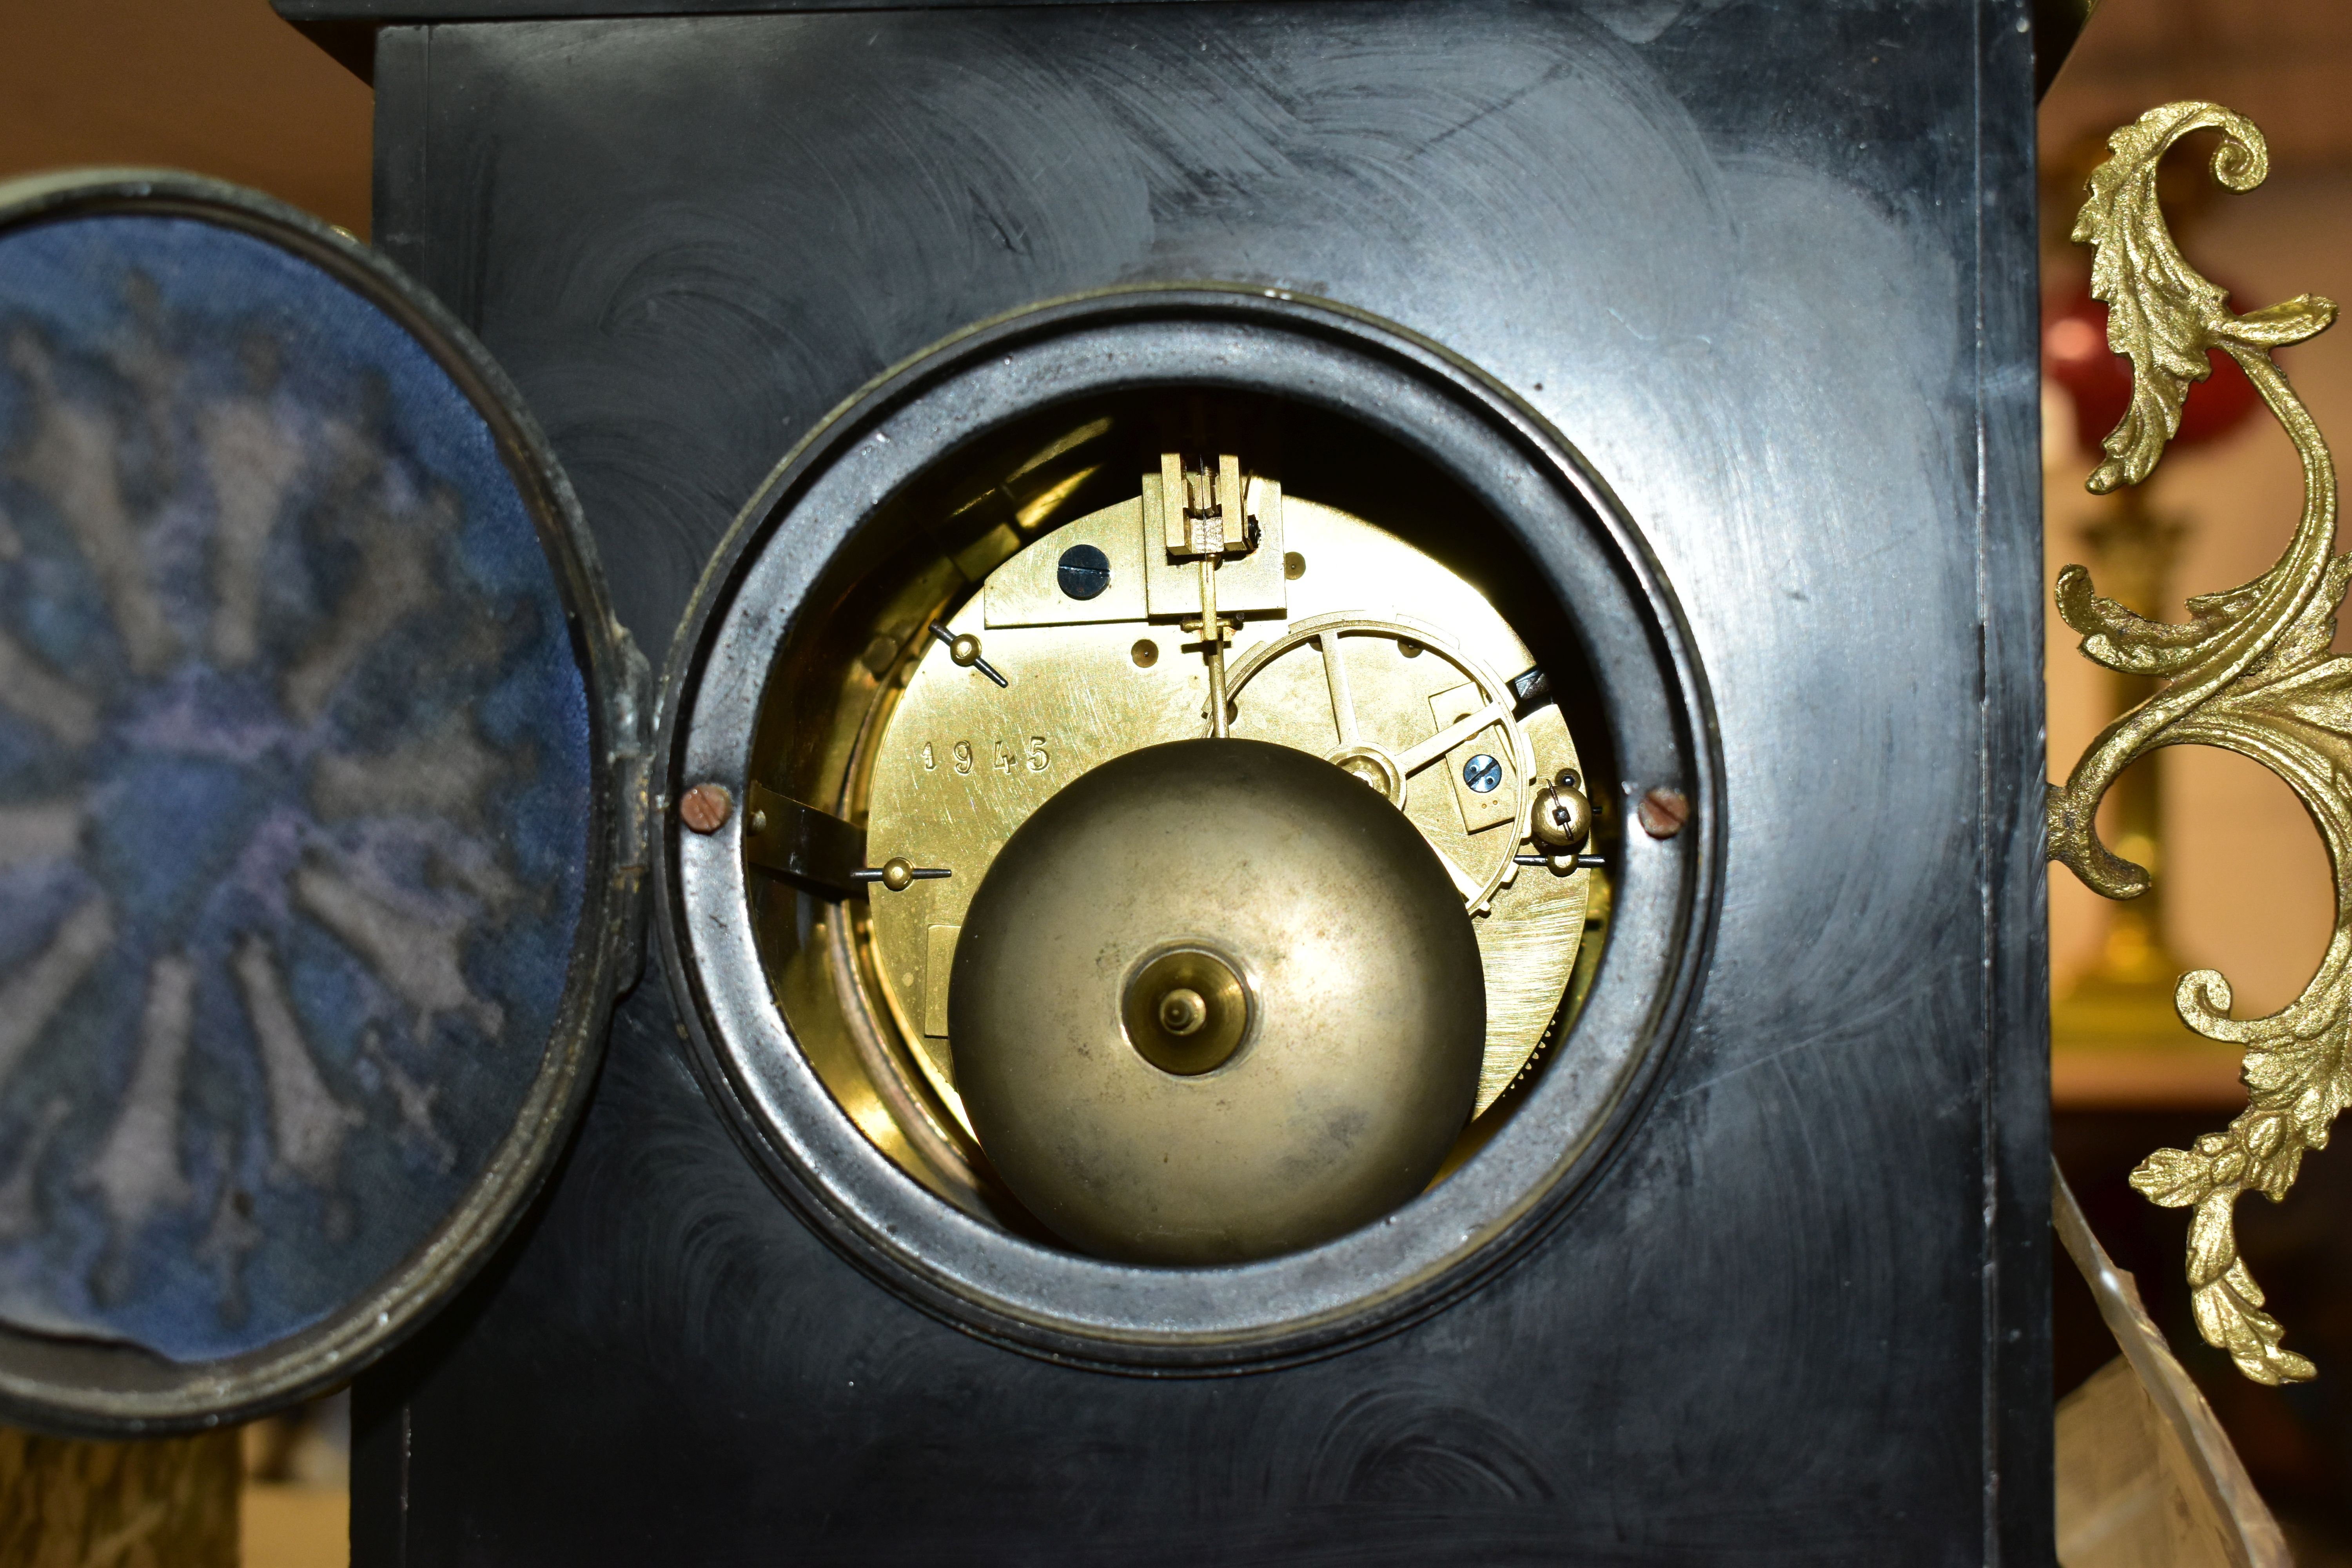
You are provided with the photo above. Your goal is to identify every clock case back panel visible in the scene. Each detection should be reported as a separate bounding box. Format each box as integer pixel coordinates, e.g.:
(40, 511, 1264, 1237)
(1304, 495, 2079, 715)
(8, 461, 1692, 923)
(336, 3, 2048, 1561)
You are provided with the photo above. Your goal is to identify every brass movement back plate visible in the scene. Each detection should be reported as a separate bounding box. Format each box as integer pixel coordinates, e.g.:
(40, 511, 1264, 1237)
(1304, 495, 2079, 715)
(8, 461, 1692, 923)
(859, 493, 1590, 1129)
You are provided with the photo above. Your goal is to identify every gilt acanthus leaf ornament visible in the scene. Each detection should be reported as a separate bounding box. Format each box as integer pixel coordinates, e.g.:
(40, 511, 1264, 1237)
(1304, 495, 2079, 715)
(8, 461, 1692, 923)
(2049, 101, 2348, 1386)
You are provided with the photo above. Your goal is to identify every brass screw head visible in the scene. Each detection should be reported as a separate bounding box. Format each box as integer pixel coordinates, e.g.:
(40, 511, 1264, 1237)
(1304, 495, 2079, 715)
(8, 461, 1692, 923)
(1120, 949, 1249, 1076)
(679, 783, 733, 834)
(1637, 786, 1690, 839)
(1157, 987, 1209, 1037)
(880, 857, 915, 893)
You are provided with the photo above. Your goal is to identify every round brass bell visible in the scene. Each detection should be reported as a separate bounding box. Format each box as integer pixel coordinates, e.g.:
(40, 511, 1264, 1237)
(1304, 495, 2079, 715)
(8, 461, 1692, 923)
(949, 737, 1486, 1265)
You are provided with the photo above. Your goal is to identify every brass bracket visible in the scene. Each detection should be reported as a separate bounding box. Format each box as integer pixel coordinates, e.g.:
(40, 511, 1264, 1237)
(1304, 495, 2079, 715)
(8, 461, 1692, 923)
(1153, 449, 1258, 738)
(2049, 101, 2348, 1385)
(743, 783, 866, 899)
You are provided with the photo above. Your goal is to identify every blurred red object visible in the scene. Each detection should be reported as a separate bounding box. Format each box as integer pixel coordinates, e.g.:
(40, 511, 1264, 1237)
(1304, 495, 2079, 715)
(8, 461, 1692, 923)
(2044, 285, 2262, 459)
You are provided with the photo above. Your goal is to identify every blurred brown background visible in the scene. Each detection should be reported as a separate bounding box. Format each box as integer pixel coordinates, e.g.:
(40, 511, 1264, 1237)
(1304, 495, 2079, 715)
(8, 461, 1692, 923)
(0, 1, 369, 234)
(5, 0, 2352, 1559)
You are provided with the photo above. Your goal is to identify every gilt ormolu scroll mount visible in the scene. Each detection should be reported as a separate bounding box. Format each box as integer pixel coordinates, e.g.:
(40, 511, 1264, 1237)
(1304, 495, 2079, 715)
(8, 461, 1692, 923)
(2050, 101, 2350, 1385)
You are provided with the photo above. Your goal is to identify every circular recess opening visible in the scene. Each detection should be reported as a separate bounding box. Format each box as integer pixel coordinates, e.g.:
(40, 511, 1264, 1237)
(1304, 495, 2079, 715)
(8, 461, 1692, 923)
(658, 289, 1716, 1367)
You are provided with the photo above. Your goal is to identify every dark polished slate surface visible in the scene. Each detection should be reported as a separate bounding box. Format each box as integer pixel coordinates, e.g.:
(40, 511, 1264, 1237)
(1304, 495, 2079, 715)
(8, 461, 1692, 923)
(351, 2, 2049, 1562)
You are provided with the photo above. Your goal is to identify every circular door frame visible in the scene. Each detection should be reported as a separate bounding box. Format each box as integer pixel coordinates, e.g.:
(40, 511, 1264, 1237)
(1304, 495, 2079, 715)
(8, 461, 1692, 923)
(658, 285, 1722, 1372)
(0, 171, 642, 1436)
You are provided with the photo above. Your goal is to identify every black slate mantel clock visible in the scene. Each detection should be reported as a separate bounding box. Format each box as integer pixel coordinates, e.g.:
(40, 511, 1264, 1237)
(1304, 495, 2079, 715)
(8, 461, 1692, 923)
(0, 2, 2054, 1562)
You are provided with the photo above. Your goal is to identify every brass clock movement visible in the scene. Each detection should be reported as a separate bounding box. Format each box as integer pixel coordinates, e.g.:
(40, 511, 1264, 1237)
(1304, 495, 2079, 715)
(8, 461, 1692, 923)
(660, 293, 1707, 1371)
(724, 399, 1608, 1266)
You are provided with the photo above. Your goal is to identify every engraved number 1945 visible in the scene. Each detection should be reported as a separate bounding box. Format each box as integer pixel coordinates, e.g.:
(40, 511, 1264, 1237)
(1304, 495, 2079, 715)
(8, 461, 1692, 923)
(922, 738, 1048, 776)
